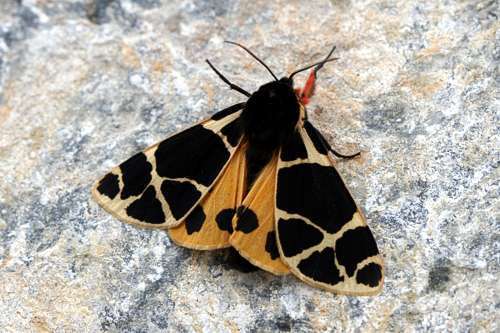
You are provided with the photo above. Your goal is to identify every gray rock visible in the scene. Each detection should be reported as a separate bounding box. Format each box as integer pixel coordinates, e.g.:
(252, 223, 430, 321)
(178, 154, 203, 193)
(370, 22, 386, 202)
(0, 0, 498, 332)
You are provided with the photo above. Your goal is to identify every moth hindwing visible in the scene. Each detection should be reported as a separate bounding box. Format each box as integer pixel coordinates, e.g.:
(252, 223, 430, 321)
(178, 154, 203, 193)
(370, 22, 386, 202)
(92, 103, 245, 229)
(168, 142, 247, 250)
(229, 151, 290, 275)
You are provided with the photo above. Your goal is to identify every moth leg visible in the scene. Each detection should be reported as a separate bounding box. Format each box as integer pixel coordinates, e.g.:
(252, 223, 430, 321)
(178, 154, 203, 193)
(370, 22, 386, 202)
(322, 136, 360, 159)
(329, 148, 361, 159)
(318, 131, 361, 159)
(206, 59, 251, 97)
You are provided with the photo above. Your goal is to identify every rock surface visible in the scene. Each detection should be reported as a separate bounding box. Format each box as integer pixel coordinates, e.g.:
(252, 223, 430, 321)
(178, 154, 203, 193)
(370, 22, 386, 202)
(0, 0, 498, 332)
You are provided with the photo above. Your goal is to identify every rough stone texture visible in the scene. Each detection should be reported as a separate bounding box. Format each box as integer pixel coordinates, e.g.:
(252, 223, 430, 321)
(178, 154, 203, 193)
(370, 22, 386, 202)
(0, 0, 498, 332)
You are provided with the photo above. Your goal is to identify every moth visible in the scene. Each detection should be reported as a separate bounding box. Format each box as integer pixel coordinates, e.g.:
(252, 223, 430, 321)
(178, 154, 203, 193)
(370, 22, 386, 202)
(92, 41, 383, 295)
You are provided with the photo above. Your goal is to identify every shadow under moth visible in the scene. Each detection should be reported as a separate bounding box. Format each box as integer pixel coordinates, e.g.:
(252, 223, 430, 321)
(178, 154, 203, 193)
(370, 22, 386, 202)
(92, 41, 383, 295)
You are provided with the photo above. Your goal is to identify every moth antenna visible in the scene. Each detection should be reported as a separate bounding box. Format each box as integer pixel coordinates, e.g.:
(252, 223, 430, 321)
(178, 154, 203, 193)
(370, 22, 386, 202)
(289, 45, 339, 79)
(224, 41, 279, 81)
(297, 46, 338, 104)
(206, 59, 251, 97)
(289, 58, 339, 79)
(314, 45, 336, 75)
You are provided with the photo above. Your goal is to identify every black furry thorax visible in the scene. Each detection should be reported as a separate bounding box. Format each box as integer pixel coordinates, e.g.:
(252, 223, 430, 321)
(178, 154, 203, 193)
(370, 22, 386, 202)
(240, 77, 301, 189)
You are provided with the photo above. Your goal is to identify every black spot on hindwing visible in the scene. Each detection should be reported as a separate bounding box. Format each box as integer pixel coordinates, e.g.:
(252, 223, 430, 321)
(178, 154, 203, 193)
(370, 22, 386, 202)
(235, 206, 258, 233)
(356, 262, 382, 287)
(155, 125, 229, 186)
(97, 172, 120, 199)
(184, 205, 206, 234)
(280, 130, 308, 161)
(215, 209, 235, 233)
(211, 103, 245, 120)
(161, 180, 201, 220)
(220, 119, 242, 147)
(304, 121, 329, 155)
(265, 231, 280, 260)
(126, 186, 165, 224)
(120, 153, 152, 200)
(276, 163, 356, 234)
(297, 247, 344, 285)
(335, 226, 379, 277)
(277, 218, 323, 257)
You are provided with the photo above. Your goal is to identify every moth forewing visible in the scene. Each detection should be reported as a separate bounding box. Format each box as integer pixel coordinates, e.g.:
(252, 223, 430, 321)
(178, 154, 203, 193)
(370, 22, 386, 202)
(321, 145, 384, 296)
(91, 141, 173, 229)
(274, 125, 384, 295)
(92, 104, 245, 229)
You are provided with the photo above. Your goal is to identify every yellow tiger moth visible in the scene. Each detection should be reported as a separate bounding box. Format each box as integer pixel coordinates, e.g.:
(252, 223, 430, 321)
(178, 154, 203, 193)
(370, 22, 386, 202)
(92, 42, 384, 295)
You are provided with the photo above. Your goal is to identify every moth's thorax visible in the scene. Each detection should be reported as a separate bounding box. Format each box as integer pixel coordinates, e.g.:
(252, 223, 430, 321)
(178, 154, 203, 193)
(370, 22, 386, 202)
(241, 78, 300, 149)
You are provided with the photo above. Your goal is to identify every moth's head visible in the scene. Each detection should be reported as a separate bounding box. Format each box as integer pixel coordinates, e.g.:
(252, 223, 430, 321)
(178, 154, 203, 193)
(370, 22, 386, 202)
(247, 77, 299, 113)
(253, 77, 295, 101)
(242, 76, 301, 148)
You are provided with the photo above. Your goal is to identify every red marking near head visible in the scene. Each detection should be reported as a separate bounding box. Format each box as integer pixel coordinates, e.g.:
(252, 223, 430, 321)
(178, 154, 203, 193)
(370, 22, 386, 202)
(296, 70, 317, 105)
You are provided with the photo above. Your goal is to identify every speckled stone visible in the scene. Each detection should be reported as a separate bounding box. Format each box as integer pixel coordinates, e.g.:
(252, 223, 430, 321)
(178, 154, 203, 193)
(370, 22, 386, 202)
(0, 0, 498, 332)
